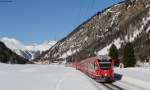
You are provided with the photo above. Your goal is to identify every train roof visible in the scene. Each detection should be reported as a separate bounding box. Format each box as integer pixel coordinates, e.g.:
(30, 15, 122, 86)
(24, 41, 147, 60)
(80, 57, 98, 63)
(80, 55, 112, 63)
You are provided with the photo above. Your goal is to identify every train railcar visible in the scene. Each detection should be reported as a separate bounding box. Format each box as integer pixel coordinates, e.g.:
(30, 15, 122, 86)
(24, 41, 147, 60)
(76, 55, 115, 82)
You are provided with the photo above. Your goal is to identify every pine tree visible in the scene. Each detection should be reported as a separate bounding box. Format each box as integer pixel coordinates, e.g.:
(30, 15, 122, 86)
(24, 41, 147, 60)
(109, 44, 119, 66)
(123, 42, 136, 67)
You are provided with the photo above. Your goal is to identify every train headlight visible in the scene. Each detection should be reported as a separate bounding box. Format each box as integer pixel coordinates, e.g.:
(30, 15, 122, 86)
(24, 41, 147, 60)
(104, 73, 107, 76)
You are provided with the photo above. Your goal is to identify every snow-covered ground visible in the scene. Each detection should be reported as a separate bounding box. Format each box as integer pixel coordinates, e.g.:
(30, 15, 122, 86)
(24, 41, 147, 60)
(114, 67, 150, 90)
(0, 63, 98, 90)
(0, 63, 150, 90)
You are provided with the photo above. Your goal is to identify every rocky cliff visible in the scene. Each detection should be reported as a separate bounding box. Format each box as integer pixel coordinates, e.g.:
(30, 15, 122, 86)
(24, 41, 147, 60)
(40, 0, 150, 63)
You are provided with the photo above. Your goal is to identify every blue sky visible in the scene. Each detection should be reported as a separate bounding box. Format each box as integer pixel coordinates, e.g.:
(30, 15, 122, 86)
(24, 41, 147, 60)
(0, 0, 124, 44)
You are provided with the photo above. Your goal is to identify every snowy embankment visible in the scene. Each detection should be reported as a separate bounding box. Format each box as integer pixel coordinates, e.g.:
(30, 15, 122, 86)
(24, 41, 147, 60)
(114, 68, 150, 90)
(0, 63, 98, 90)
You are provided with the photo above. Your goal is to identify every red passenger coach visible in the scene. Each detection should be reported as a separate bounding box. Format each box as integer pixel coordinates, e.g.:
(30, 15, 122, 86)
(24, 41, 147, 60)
(76, 55, 115, 82)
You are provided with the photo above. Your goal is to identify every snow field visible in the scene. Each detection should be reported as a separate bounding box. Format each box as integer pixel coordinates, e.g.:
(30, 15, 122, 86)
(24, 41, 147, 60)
(0, 64, 98, 90)
(1, 63, 150, 90)
(114, 68, 150, 90)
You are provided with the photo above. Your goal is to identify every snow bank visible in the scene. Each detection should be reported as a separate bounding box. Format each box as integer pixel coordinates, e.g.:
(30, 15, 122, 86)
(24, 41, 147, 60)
(0, 64, 98, 90)
(114, 68, 150, 89)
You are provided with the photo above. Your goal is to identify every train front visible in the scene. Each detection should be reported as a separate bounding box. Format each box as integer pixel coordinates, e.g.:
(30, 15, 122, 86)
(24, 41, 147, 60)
(95, 56, 114, 82)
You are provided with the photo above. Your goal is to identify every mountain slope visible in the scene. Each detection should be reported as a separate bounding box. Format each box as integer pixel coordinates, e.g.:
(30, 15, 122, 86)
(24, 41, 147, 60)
(0, 41, 28, 64)
(40, 0, 150, 63)
(0, 37, 56, 60)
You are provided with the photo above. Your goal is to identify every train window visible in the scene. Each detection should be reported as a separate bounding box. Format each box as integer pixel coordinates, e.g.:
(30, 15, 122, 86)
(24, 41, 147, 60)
(100, 63, 111, 70)
(91, 63, 93, 70)
(97, 58, 112, 70)
(89, 63, 94, 70)
(94, 63, 99, 70)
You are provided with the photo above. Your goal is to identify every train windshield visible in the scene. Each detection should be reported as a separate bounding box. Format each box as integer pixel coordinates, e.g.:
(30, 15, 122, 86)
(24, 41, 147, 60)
(100, 63, 111, 70)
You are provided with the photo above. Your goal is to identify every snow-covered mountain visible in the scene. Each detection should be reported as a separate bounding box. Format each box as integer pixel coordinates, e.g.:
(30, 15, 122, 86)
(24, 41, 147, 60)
(39, 0, 150, 63)
(0, 41, 28, 64)
(0, 37, 56, 60)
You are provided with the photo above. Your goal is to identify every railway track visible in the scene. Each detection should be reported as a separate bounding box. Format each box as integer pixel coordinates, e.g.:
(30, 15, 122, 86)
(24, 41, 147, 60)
(102, 83, 125, 90)
(86, 74, 124, 90)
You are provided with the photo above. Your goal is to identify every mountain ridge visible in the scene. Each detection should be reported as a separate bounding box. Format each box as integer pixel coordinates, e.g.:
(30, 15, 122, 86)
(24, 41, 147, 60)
(39, 0, 150, 63)
(0, 41, 28, 64)
(0, 37, 56, 60)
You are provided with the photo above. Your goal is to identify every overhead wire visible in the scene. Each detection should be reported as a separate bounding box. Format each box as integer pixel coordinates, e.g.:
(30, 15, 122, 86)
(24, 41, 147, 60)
(75, 0, 96, 21)
(84, 0, 96, 19)
(75, 0, 90, 21)
(88, 0, 96, 17)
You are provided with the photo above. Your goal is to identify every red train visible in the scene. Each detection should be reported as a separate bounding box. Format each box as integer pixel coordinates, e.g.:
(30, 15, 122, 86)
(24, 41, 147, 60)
(73, 55, 115, 82)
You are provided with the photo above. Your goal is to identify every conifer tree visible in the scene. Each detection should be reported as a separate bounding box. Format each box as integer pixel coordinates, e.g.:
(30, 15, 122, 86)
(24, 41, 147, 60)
(109, 44, 119, 66)
(123, 42, 136, 67)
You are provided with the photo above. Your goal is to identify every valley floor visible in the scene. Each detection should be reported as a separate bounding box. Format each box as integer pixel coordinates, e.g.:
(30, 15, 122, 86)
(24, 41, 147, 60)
(0, 63, 97, 90)
(0, 63, 150, 90)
